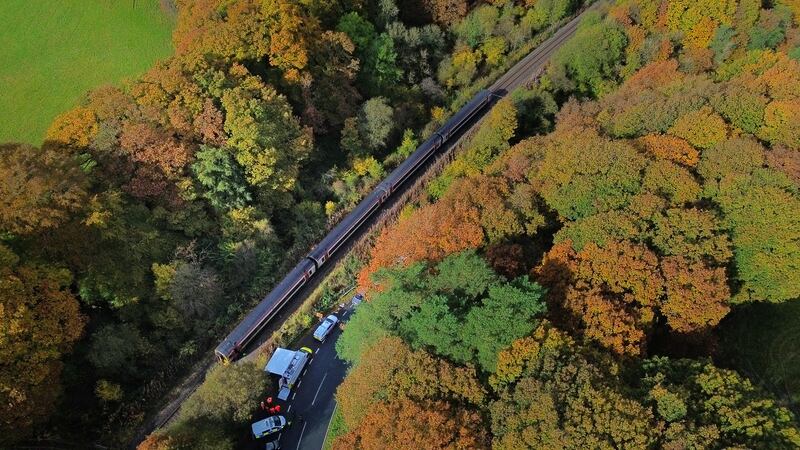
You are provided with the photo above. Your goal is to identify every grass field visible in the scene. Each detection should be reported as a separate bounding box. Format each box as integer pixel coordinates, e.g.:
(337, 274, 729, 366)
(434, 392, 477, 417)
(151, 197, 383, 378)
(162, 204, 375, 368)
(0, 0, 174, 144)
(718, 301, 800, 413)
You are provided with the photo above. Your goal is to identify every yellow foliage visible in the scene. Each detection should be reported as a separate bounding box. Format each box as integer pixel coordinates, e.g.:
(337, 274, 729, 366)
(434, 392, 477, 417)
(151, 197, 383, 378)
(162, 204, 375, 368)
(669, 106, 728, 149)
(481, 36, 506, 66)
(46, 107, 98, 148)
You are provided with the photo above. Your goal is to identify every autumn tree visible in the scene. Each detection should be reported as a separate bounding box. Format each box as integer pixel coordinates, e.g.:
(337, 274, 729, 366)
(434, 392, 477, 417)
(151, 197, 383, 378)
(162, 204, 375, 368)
(534, 129, 646, 220)
(221, 66, 312, 194)
(334, 399, 488, 450)
(668, 106, 729, 149)
(490, 322, 658, 449)
(429, 98, 518, 197)
(177, 361, 269, 425)
(637, 134, 700, 166)
(0, 143, 87, 235)
(0, 251, 85, 443)
(336, 336, 485, 429)
(640, 357, 800, 448)
(357, 195, 484, 290)
(660, 256, 730, 333)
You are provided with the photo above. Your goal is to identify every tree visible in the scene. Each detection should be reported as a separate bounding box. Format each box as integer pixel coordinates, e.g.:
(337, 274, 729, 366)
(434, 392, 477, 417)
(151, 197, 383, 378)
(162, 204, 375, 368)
(356, 252, 546, 371)
(363, 34, 403, 90)
(536, 240, 664, 356)
(660, 256, 730, 333)
(177, 361, 269, 425)
(0, 143, 87, 235)
(337, 12, 377, 52)
(422, 0, 468, 26)
(191, 145, 251, 211)
(547, 13, 628, 97)
(429, 98, 518, 198)
(715, 171, 800, 303)
(358, 97, 394, 150)
(221, 68, 312, 193)
(637, 134, 700, 166)
(169, 259, 224, 321)
(642, 159, 702, 205)
(139, 418, 234, 450)
(649, 207, 733, 265)
(759, 99, 800, 148)
(357, 194, 483, 291)
(461, 278, 547, 372)
(490, 322, 659, 449)
(88, 323, 150, 379)
(334, 399, 488, 450)
(335, 336, 485, 430)
(490, 377, 566, 450)
(669, 106, 728, 150)
(0, 257, 85, 443)
(535, 129, 646, 220)
(640, 357, 800, 448)
(46, 106, 99, 148)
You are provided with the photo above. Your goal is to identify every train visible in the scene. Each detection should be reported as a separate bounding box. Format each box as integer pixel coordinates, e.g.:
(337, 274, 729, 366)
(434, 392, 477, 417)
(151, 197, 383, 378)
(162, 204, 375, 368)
(214, 89, 494, 363)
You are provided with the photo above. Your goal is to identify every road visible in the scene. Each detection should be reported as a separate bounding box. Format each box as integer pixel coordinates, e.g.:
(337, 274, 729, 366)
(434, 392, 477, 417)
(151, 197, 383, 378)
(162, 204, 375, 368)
(249, 300, 357, 450)
(134, 4, 597, 447)
(246, 8, 597, 449)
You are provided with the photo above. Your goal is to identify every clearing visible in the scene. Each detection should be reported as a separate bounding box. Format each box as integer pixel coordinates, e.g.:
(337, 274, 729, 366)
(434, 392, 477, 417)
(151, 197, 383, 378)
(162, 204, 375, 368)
(0, 0, 174, 144)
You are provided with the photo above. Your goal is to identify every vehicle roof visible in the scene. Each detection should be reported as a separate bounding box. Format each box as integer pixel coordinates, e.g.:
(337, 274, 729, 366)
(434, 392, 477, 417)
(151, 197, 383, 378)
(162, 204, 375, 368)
(252, 416, 285, 435)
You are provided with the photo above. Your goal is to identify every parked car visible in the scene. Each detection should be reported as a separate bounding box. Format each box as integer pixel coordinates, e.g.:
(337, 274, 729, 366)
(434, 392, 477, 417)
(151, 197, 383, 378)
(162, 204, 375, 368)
(351, 293, 364, 307)
(252, 415, 287, 439)
(313, 314, 339, 342)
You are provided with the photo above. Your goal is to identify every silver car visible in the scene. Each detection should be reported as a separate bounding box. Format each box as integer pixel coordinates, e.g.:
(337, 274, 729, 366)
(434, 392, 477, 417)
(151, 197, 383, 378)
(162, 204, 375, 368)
(313, 314, 339, 341)
(252, 415, 287, 439)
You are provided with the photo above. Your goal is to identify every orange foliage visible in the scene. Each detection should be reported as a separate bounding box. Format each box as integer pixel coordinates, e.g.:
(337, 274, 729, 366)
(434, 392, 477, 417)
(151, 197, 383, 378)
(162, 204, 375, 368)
(263, 0, 320, 82)
(535, 240, 664, 356)
(333, 399, 488, 450)
(637, 134, 700, 166)
(336, 336, 485, 430)
(357, 189, 484, 292)
(660, 256, 730, 333)
(576, 288, 646, 356)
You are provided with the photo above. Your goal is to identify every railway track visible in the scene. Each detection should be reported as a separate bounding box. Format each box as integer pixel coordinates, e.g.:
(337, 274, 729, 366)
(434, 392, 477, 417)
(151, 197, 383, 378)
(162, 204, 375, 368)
(492, 6, 591, 93)
(130, 4, 599, 447)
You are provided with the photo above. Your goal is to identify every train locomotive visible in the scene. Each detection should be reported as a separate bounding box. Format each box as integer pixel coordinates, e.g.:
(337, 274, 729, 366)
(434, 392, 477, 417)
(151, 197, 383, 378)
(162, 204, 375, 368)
(215, 90, 493, 363)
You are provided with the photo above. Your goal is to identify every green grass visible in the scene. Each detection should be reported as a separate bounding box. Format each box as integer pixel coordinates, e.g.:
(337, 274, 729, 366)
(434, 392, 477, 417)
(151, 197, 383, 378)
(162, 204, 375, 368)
(718, 301, 800, 412)
(0, 0, 174, 144)
(322, 404, 347, 450)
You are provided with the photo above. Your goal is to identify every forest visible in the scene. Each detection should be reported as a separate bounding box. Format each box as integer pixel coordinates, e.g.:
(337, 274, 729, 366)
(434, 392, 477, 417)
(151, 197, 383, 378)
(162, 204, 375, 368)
(333, 0, 800, 448)
(0, 0, 587, 447)
(2, 0, 800, 448)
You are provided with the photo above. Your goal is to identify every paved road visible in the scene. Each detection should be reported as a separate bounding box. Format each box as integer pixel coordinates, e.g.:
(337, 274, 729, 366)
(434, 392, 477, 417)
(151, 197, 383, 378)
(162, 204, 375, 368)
(245, 6, 599, 450)
(250, 300, 356, 450)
